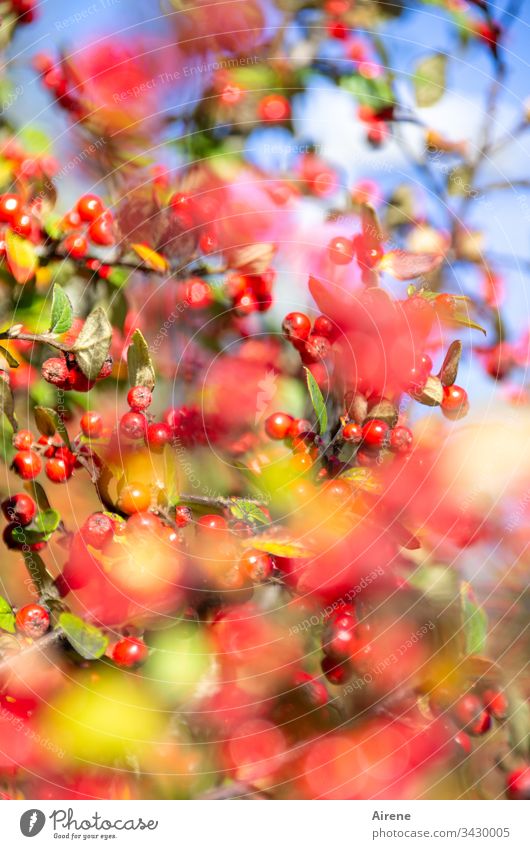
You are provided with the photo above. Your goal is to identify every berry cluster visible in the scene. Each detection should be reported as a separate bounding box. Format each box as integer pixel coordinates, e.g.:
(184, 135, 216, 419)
(226, 270, 275, 315)
(0, 192, 38, 243)
(319, 604, 370, 684)
(61, 193, 116, 253)
(282, 311, 335, 364)
(42, 351, 113, 393)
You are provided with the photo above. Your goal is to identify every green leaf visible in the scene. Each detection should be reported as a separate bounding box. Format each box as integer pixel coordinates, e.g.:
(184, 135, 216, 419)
(460, 582, 488, 655)
(449, 313, 487, 336)
(33, 405, 71, 449)
(304, 367, 328, 434)
(22, 550, 59, 599)
(24, 480, 51, 512)
(34, 405, 57, 437)
(228, 499, 269, 526)
(49, 285, 73, 334)
(246, 537, 313, 558)
(506, 690, 530, 757)
(58, 612, 108, 660)
(0, 376, 17, 432)
(0, 345, 19, 368)
(71, 306, 112, 380)
(12, 526, 49, 545)
(127, 328, 155, 390)
(34, 508, 61, 535)
(5, 231, 37, 284)
(413, 53, 447, 107)
(0, 595, 15, 634)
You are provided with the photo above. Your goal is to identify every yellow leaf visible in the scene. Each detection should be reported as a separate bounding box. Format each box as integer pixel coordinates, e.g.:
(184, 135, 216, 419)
(5, 231, 37, 284)
(131, 242, 168, 273)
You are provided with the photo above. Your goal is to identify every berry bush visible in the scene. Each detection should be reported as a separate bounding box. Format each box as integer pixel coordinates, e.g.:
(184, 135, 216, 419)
(0, 0, 528, 801)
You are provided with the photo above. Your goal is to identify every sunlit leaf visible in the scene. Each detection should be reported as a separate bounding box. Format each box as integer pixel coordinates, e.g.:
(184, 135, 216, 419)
(0, 595, 15, 634)
(58, 612, 108, 660)
(339, 467, 383, 493)
(131, 243, 169, 273)
(247, 537, 313, 558)
(0, 345, 19, 368)
(127, 328, 155, 390)
(0, 376, 17, 431)
(304, 367, 328, 434)
(34, 508, 61, 535)
(379, 249, 443, 280)
(49, 284, 73, 334)
(460, 582, 488, 655)
(5, 231, 37, 284)
(71, 306, 112, 380)
(413, 53, 447, 107)
(228, 499, 269, 525)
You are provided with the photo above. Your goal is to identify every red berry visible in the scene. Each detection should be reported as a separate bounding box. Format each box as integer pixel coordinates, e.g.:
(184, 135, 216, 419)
(63, 232, 88, 259)
(313, 315, 335, 340)
(197, 514, 227, 532)
(327, 19, 348, 39)
(441, 385, 469, 420)
(302, 334, 331, 363)
(127, 385, 152, 412)
(342, 422, 362, 443)
(169, 192, 196, 229)
(435, 293, 457, 315)
(67, 366, 95, 393)
(15, 603, 50, 639)
(45, 457, 72, 483)
(389, 425, 413, 454)
(97, 355, 113, 380)
(42, 356, 70, 388)
(81, 512, 114, 549)
(119, 411, 147, 440)
(126, 511, 161, 535)
(482, 688, 508, 720)
(361, 419, 389, 449)
(80, 411, 103, 438)
(288, 418, 312, 439)
(12, 429, 33, 450)
(13, 450, 41, 480)
(88, 214, 114, 246)
(327, 236, 354, 265)
(1, 493, 36, 526)
(321, 655, 352, 685)
(282, 312, 311, 343)
(185, 277, 212, 309)
(10, 210, 32, 238)
(293, 671, 328, 707)
(146, 421, 172, 449)
(506, 767, 530, 800)
(175, 505, 192, 527)
(112, 637, 149, 668)
(322, 611, 358, 660)
(118, 483, 151, 515)
(239, 548, 273, 582)
(38, 435, 58, 458)
(76, 194, 105, 223)
(264, 412, 293, 440)
(453, 731, 472, 756)
(454, 694, 490, 735)
(257, 94, 290, 122)
(0, 193, 22, 224)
